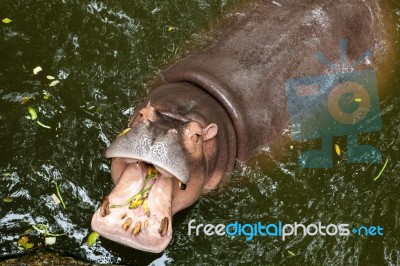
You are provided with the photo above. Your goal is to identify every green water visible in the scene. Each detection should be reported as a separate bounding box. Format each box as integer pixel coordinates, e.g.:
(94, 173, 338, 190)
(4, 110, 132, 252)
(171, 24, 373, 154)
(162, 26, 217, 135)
(0, 0, 399, 265)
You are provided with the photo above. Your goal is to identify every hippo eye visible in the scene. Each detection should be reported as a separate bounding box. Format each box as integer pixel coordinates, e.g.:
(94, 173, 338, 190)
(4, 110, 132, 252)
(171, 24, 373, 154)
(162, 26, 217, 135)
(193, 133, 202, 143)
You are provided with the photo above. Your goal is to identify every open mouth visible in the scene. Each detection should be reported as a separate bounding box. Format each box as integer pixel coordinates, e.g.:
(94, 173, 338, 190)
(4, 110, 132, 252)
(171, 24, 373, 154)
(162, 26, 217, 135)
(91, 158, 180, 253)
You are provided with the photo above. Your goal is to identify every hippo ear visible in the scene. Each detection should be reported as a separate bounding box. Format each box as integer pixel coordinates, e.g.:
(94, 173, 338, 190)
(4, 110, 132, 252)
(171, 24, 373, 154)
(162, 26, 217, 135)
(202, 123, 218, 141)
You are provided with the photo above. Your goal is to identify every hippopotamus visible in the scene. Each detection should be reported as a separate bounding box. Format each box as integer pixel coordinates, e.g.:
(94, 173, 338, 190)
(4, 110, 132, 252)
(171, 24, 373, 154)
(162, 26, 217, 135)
(91, 0, 390, 252)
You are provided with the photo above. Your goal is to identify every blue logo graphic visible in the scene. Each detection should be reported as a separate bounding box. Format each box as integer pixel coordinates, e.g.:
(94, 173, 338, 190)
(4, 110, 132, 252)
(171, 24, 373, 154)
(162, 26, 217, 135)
(286, 39, 382, 168)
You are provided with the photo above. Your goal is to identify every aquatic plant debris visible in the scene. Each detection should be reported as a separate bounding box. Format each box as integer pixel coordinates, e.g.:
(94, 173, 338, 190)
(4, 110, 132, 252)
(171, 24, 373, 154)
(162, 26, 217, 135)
(43, 90, 51, 100)
(28, 107, 38, 120)
(2, 18, 12, 24)
(87, 232, 100, 247)
(3, 197, 13, 203)
(55, 183, 66, 209)
(49, 80, 60, 87)
(373, 158, 389, 181)
(36, 121, 51, 129)
(118, 127, 131, 136)
(32, 223, 66, 237)
(21, 96, 32, 104)
(33, 66, 42, 75)
(111, 164, 158, 209)
(17, 236, 34, 250)
(27, 107, 52, 128)
(335, 144, 341, 156)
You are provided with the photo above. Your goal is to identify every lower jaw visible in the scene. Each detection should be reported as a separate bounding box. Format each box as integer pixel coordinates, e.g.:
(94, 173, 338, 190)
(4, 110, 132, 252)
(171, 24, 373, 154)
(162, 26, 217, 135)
(91, 207, 172, 253)
(91, 161, 174, 253)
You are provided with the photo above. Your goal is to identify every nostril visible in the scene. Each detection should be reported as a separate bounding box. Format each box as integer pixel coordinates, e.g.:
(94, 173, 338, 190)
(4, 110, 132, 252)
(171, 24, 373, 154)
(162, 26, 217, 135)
(178, 181, 187, 190)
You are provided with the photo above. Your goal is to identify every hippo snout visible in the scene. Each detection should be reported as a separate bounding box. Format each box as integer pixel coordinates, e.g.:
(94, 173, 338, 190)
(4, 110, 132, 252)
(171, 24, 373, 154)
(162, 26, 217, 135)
(105, 119, 190, 185)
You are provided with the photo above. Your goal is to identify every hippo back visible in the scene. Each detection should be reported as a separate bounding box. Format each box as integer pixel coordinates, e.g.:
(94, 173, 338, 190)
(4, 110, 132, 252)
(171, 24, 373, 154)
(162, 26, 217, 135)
(162, 0, 389, 162)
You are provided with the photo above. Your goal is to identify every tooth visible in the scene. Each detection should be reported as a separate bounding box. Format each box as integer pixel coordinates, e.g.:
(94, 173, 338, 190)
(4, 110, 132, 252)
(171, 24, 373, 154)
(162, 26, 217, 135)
(122, 218, 133, 231)
(143, 199, 150, 216)
(144, 220, 149, 228)
(132, 221, 141, 235)
(120, 213, 127, 219)
(158, 217, 169, 237)
(100, 196, 110, 217)
(179, 181, 186, 190)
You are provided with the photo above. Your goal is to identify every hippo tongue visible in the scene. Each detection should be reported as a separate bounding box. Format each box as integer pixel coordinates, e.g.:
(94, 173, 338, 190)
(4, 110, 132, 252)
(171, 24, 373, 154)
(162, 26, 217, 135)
(91, 162, 173, 253)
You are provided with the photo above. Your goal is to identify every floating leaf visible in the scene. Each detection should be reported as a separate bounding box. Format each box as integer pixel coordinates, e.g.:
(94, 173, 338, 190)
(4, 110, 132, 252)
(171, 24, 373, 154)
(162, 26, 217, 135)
(43, 90, 51, 100)
(18, 236, 29, 245)
(22, 242, 34, 249)
(87, 232, 100, 247)
(55, 183, 66, 209)
(288, 251, 295, 257)
(3, 197, 13, 203)
(49, 80, 60, 87)
(334, 144, 340, 156)
(2, 18, 12, 24)
(118, 128, 131, 136)
(28, 107, 38, 120)
(17, 236, 35, 249)
(33, 66, 42, 75)
(36, 120, 51, 129)
(374, 158, 389, 181)
(354, 98, 362, 102)
(46, 75, 55, 80)
(21, 97, 32, 104)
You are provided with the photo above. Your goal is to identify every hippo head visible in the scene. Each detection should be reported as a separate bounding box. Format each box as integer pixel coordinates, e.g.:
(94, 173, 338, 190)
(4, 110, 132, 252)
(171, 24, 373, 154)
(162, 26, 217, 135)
(91, 83, 236, 253)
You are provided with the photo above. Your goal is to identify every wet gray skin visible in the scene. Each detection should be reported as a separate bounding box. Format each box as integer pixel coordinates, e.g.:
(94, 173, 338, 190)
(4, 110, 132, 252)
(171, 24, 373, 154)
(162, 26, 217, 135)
(105, 120, 190, 185)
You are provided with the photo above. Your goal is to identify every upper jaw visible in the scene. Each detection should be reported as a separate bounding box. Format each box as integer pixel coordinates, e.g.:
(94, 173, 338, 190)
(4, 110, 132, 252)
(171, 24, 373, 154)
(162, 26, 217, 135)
(105, 122, 190, 185)
(91, 160, 175, 253)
